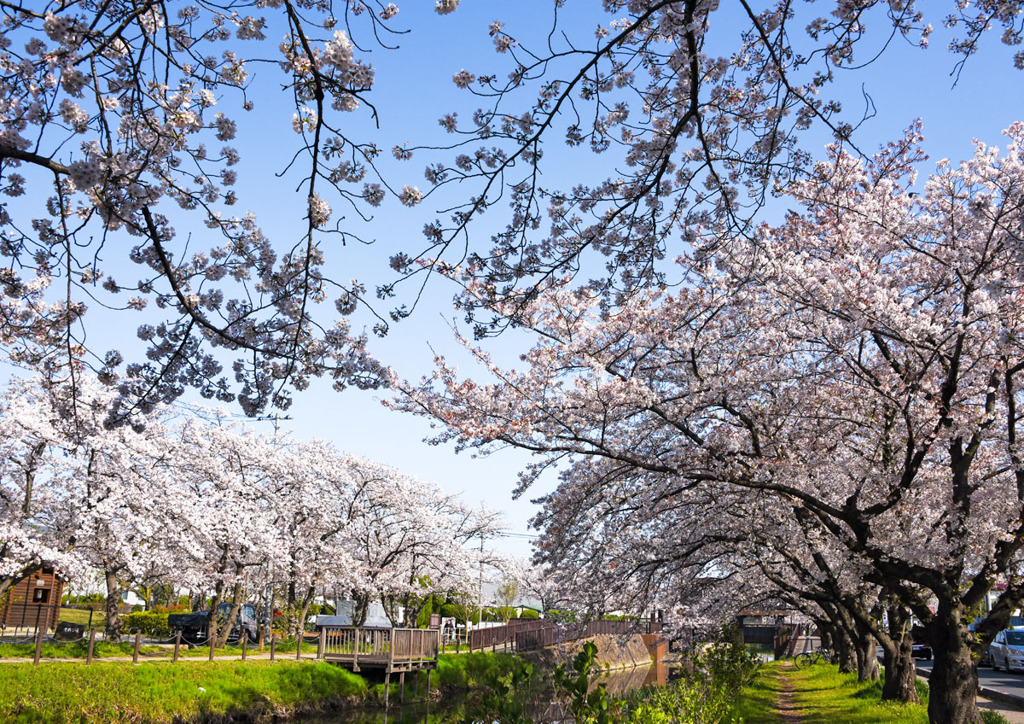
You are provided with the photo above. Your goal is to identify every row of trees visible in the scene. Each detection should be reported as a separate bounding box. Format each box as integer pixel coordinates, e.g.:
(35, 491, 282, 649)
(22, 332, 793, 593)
(0, 376, 504, 643)
(396, 124, 1024, 724)
(4, 2, 1024, 723)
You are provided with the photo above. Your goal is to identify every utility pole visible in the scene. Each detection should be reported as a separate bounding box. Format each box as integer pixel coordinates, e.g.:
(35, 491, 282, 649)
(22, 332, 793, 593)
(477, 531, 484, 627)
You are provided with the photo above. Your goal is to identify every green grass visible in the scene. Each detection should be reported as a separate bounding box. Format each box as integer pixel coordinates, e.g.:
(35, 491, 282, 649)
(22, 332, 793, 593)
(787, 664, 928, 724)
(729, 663, 1009, 724)
(0, 640, 164, 660)
(0, 649, 519, 722)
(56, 608, 105, 629)
(0, 659, 367, 723)
(0, 634, 321, 660)
(726, 664, 784, 723)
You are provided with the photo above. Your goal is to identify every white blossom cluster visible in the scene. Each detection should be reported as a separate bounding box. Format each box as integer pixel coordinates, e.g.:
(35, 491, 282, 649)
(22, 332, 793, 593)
(0, 375, 500, 638)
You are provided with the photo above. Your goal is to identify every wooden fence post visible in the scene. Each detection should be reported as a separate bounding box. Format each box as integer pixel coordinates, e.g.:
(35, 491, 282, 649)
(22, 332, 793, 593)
(352, 628, 360, 671)
(270, 634, 276, 661)
(132, 630, 141, 664)
(295, 633, 302, 660)
(318, 628, 325, 659)
(86, 630, 96, 665)
(242, 632, 248, 661)
(33, 609, 49, 665)
(173, 630, 181, 664)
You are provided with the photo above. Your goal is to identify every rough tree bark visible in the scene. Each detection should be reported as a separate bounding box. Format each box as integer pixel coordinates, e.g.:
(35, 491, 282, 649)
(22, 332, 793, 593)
(103, 569, 124, 642)
(880, 605, 920, 703)
(925, 600, 982, 724)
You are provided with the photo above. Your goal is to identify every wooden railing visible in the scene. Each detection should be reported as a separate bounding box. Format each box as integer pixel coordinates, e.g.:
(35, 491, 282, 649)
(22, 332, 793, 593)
(585, 619, 662, 637)
(469, 619, 553, 652)
(323, 626, 392, 659)
(514, 625, 560, 651)
(320, 627, 438, 671)
(471, 617, 663, 653)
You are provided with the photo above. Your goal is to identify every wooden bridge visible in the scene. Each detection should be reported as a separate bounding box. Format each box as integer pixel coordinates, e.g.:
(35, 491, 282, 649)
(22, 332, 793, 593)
(317, 626, 439, 705)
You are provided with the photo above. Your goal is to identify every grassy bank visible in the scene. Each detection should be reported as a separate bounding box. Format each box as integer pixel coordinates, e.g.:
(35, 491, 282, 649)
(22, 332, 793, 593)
(0, 638, 320, 661)
(729, 662, 1008, 724)
(0, 650, 522, 722)
(0, 659, 367, 723)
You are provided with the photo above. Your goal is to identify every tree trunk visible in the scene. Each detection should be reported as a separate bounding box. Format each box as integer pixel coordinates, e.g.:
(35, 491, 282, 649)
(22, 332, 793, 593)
(206, 580, 225, 648)
(926, 600, 982, 724)
(296, 585, 315, 637)
(381, 594, 402, 627)
(853, 622, 879, 682)
(833, 622, 856, 674)
(352, 592, 370, 626)
(214, 578, 244, 648)
(104, 569, 123, 642)
(880, 606, 919, 703)
(286, 580, 299, 637)
(815, 619, 832, 652)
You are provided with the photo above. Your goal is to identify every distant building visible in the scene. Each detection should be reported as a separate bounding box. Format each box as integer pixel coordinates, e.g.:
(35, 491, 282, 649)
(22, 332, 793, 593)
(1, 566, 65, 631)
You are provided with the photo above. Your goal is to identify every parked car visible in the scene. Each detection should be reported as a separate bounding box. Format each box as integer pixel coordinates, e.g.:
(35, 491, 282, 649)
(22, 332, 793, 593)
(989, 628, 1024, 672)
(910, 624, 932, 660)
(168, 602, 259, 645)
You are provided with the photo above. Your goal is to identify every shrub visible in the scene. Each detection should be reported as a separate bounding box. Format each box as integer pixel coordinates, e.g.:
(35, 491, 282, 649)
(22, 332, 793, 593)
(438, 603, 464, 622)
(546, 609, 577, 624)
(519, 608, 540, 619)
(121, 611, 171, 638)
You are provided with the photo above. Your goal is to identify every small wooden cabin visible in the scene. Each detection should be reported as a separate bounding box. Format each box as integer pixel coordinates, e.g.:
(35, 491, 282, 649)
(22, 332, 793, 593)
(1, 566, 65, 631)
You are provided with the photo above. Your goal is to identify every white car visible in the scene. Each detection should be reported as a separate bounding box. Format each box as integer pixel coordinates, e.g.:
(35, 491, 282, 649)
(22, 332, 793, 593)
(990, 628, 1024, 672)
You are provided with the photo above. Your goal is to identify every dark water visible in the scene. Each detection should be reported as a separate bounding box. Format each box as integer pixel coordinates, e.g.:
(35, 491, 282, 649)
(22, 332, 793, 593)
(309, 662, 667, 724)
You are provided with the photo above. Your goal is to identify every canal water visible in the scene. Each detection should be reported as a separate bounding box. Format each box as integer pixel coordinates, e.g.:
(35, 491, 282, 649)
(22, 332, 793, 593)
(313, 660, 668, 724)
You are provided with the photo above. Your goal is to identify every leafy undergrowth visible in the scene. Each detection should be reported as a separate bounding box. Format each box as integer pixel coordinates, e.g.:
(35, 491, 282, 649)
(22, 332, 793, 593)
(0, 659, 367, 723)
(435, 651, 523, 691)
(729, 662, 1009, 724)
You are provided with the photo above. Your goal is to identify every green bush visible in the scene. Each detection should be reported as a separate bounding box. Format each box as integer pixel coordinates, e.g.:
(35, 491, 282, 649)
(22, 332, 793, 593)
(546, 609, 577, 623)
(438, 603, 464, 621)
(519, 608, 540, 619)
(121, 610, 171, 637)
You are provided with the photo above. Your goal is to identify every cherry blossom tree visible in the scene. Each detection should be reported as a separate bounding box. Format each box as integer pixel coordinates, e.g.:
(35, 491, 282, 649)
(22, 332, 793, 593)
(2, 1, 1022, 424)
(0, 0, 427, 421)
(0, 379, 84, 599)
(401, 1, 1024, 333)
(396, 124, 1024, 723)
(336, 457, 498, 626)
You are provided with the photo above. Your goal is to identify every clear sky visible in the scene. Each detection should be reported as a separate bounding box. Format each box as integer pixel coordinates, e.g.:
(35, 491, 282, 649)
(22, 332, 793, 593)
(12, 1, 1024, 563)
(235, 1, 1023, 561)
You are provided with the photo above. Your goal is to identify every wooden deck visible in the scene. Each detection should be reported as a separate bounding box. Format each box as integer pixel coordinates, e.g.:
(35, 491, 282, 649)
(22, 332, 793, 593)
(319, 626, 439, 674)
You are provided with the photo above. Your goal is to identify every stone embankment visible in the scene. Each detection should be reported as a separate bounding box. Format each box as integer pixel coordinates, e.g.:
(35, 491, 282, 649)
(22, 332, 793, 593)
(523, 633, 659, 672)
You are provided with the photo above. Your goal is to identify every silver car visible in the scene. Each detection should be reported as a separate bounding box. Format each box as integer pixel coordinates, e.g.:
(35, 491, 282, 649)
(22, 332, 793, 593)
(990, 628, 1024, 672)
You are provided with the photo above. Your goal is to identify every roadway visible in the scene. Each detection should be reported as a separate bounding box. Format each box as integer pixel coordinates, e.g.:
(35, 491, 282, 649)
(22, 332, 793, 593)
(915, 658, 1024, 704)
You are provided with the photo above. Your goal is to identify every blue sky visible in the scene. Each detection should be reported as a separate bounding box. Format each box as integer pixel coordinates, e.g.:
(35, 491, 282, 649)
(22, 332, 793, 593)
(252, 2, 1023, 559)
(10, 1, 1024, 562)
